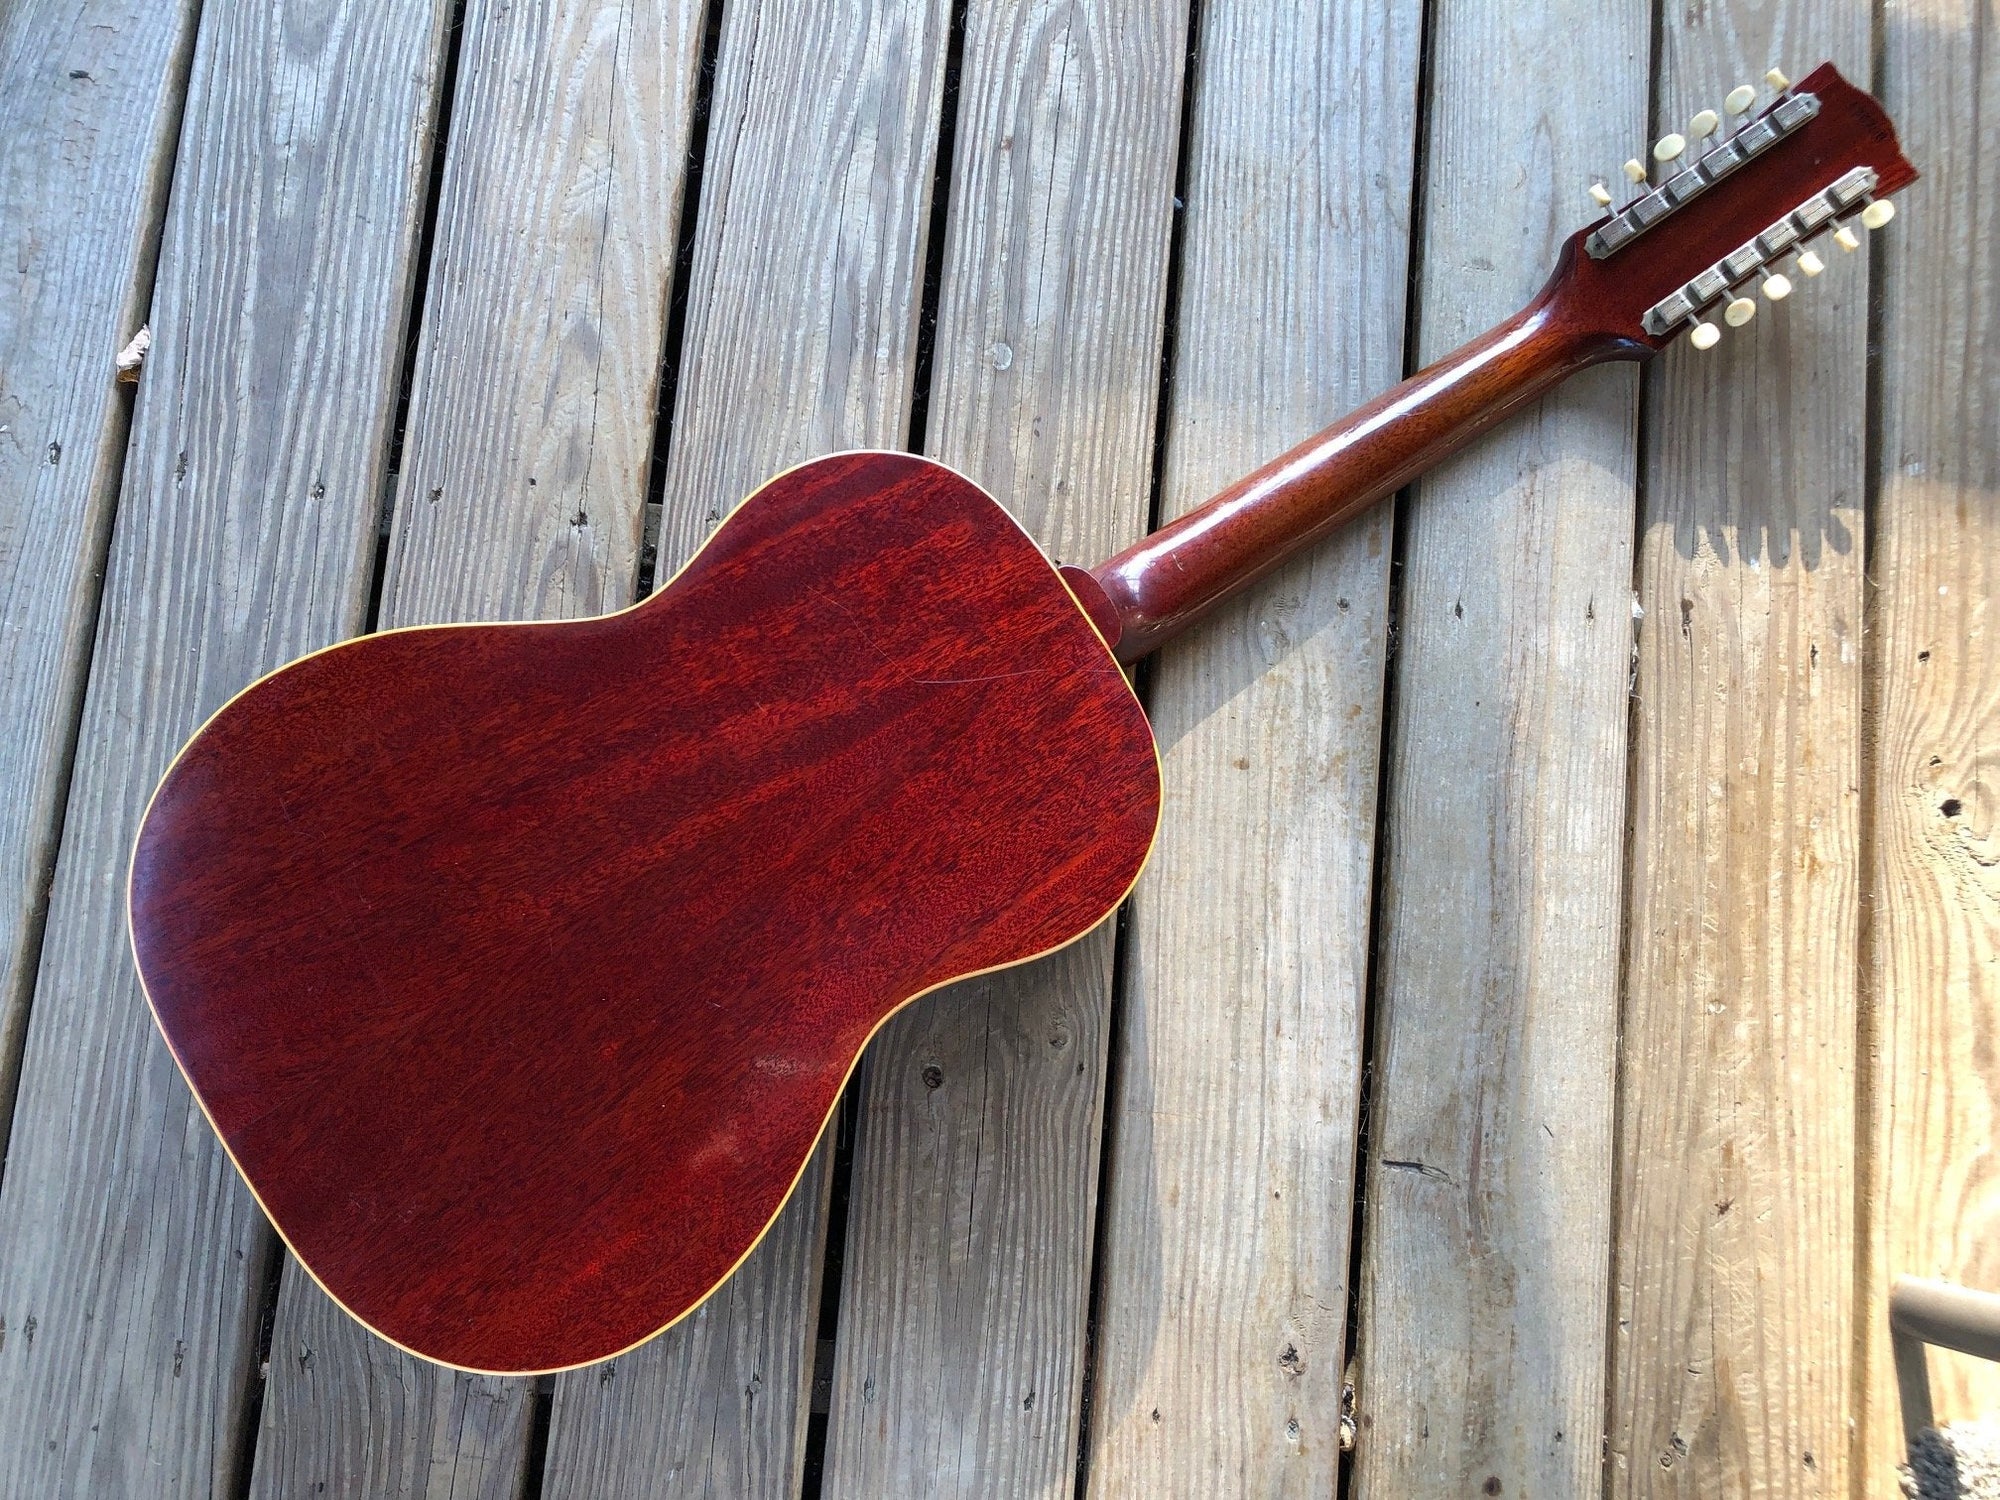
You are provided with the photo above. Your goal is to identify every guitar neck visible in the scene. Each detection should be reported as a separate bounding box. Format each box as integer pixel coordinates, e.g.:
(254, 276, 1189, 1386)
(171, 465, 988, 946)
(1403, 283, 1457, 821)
(1067, 252, 1644, 661)
(1063, 59, 1918, 661)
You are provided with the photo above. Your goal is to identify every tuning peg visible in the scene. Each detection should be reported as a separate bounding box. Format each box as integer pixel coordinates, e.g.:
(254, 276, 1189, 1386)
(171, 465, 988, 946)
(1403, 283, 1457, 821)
(1862, 198, 1897, 229)
(1726, 84, 1757, 115)
(1690, 108, 1720, 140)
(1724, 296, 1758, 327)
(1765, 67, 1790, 91)
(1835, 225, 1862, 252)
(1623, 158, 1648, 183)
(1761, 272, 1793, 301)
(1689, 321, 1722, 350)
(1589, 181, 1613, 207)
(1798, 249, 1826, 277)
(1654, 132, 1687, 162)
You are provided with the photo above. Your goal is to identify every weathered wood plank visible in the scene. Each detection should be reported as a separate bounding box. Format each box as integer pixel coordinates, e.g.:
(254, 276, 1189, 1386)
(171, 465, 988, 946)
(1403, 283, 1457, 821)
(244, 0, 707, 1494)
(815, 0, 1185, 1490)
(380, 0, 708, 629)
(0, 0, 200, 1140)
(1348, 3, 1645, 1494)
(537, 1, 953, 1492)
(642, 0, 952, 575)
(0, 3, 452, 1495)
(1609, 9, 1871, 1495)
(253, 1300, 531, 1500)
(1861, 1, 2000, 1487)
(1079, 1, 1419, 1494)
(828, 944, 1119, 1497)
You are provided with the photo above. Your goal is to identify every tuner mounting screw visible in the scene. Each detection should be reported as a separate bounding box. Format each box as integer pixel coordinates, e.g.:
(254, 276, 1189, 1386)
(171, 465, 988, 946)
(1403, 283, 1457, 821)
(1798, 249, 1827, 277)
(1589, 182, 1613, 207)
(1690, 108, 1720, 140)
(1724, 296, 1758, 327)
(1726, 84, 1757, 115)
(1861, 199, 1897, 229)
(1835, 225, 1862, 252)
(1689, 321, 1721, 350)
(1653, 132, 1687, 162)
(1623, 158, 1648, 183)
(1761, 272, 1793, 301)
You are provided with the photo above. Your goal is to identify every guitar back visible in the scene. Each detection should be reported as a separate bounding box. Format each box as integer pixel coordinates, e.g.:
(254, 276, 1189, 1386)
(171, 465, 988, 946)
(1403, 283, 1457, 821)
(129, 451, 1159, 1373)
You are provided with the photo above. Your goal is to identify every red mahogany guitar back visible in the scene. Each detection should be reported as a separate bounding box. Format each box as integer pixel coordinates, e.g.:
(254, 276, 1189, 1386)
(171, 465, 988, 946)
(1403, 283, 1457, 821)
(130, 452, 1159, 1373)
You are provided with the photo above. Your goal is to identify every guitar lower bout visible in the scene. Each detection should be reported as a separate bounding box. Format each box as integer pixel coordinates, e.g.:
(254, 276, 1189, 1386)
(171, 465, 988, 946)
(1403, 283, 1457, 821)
(129, 451, 1161, 1374)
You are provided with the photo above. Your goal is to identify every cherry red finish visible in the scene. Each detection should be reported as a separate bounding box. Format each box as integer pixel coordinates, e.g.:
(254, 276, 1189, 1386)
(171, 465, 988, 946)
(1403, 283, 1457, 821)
(133, 62, 1915, 1377)
(1085, 62, 1916, 659)
(131, 452, 1159, 1373)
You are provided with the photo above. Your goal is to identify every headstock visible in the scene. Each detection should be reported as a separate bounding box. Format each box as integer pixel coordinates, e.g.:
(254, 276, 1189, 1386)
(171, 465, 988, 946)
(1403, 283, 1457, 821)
(1556, 63, 1917, 353)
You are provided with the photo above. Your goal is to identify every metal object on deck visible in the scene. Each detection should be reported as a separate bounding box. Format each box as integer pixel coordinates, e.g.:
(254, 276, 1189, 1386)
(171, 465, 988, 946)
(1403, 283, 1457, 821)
(1890, 1275, 2000, 1451)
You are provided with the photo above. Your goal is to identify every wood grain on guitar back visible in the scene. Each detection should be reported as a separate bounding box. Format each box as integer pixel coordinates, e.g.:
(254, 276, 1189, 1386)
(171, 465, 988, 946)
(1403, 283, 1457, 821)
(129, 451, 1159, 1374)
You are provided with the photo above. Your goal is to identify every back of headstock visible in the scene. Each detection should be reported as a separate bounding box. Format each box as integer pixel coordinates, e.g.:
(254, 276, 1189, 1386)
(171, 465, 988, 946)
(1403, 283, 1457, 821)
(1556, 63, 1918, 353)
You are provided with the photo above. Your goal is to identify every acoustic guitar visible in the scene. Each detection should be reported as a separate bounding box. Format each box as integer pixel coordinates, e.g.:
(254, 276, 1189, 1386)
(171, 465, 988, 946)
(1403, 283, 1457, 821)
(128, 63, 1915, 1374)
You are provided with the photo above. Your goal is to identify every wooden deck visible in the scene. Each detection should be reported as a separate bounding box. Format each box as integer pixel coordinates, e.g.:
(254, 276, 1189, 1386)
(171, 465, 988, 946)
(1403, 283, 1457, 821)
(0, 0, 1993, 1495)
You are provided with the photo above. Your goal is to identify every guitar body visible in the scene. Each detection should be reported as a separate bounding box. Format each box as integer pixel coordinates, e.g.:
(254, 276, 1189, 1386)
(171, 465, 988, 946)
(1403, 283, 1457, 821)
(129, 451, 1159, 1373)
